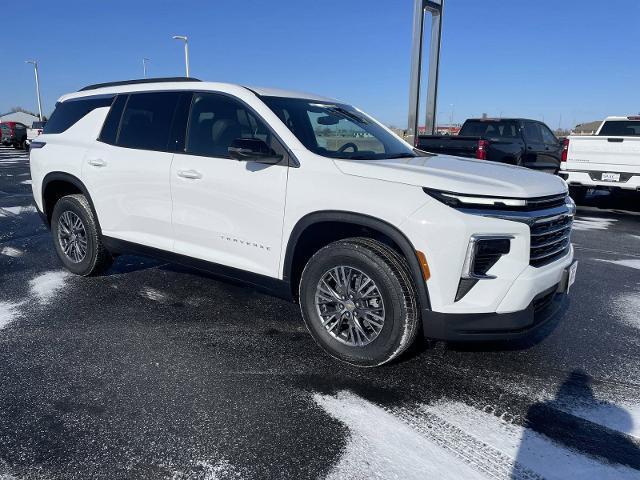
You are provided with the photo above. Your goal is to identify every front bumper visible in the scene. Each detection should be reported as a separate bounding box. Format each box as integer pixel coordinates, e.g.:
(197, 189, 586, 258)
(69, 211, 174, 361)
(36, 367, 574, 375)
(423, 282, 567, 341)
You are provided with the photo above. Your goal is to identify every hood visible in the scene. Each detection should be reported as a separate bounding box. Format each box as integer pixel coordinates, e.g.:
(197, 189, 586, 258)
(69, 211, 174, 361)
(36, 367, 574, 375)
(333, 154, 567, 198)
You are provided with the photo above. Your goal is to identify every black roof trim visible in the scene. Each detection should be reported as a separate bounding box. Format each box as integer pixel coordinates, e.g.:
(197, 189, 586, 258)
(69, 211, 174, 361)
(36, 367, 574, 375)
(79, 77, 202, 92)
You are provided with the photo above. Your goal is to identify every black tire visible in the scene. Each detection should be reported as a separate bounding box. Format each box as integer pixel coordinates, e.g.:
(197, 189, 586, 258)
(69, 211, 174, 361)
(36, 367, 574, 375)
(299, 237, 420, 367)
(51, 194, 113, 276)
(569, 186, 588, 204)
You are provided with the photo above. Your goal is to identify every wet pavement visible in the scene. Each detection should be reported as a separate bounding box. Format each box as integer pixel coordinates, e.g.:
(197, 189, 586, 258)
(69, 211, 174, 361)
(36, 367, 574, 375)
(1, 145, 639, 479)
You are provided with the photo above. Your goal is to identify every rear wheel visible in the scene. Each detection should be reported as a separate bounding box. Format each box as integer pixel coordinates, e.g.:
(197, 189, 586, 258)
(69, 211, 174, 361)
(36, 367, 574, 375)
(299, 237, 420, 367)
(51, 194, 113, 276)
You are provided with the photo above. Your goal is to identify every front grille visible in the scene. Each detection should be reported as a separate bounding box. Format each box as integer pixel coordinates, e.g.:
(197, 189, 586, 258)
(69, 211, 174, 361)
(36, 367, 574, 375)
(458, 192, 574, 269)
(529, 213, 573, 267)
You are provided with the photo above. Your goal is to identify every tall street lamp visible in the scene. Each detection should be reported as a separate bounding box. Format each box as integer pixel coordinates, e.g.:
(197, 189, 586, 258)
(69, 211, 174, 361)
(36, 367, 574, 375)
(143, 57, 150, 78)
(172, 35, 190, 77)
(25, 60, 43, 121)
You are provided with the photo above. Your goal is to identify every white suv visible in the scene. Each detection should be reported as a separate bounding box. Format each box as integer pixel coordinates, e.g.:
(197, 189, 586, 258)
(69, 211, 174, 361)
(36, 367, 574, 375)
(29, 78, 577, 366)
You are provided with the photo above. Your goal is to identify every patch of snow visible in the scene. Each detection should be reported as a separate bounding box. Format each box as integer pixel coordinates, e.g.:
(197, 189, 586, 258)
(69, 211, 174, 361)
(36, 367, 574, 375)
(0, 205, 36, 217)
(20, 179, 32, 185)
(168, 459, 243, 480)
(0, 302, 20, 330)
(425, 401, 640, 480)
(314, 391, 486, 480)
(0, 246, 23, 257)
(614, 292, 640, 330)
(140, 286, 167, 302)
(572, 216, 617, 231)
(597, 259, 640, 270)
(29, 271, 70, 304)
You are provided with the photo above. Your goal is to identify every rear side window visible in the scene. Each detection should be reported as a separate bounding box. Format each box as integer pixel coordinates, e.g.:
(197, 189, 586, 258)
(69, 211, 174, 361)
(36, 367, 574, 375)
(44, 95, 114, 134)
(459, 121, 519, 139)
(117, 92, 180, 151)
(598, 121, 640, 136)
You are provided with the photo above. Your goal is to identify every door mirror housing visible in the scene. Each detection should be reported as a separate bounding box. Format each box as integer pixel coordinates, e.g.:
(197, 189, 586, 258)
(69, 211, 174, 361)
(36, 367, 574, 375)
(228, 138, 283, 165)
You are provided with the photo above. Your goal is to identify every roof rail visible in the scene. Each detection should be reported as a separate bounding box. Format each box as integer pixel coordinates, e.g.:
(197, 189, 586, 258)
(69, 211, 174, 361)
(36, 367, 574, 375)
(78, 77, 202, 92)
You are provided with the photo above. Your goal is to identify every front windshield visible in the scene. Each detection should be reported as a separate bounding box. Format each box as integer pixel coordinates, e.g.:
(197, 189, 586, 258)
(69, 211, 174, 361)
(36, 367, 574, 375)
(262, 96, 418, 160)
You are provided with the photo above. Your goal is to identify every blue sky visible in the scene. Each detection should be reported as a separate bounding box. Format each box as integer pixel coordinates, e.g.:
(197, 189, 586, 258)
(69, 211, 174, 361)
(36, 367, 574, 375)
(3, 0, 638, 129)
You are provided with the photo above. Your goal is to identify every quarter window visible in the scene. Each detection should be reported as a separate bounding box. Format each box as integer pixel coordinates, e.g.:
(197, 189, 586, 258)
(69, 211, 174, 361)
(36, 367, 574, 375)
(44, 95, 114, 134)
(117, 92, 180, 151)
(185, 93, 272, 158)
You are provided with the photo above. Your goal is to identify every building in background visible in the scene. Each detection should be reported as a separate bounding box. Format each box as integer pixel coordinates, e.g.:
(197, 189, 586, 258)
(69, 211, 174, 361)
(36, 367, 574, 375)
(572, 120, 601, 135)
(0, 111, 40, 127)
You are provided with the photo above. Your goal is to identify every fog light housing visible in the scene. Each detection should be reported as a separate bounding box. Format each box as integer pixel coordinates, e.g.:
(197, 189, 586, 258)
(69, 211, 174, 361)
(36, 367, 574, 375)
(455, 235, 512, 301)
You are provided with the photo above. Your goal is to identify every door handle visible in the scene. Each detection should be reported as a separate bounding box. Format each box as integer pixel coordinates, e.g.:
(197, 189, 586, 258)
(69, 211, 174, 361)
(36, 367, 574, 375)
(177, 169, 203, 180)
(87, 158, 106, 167)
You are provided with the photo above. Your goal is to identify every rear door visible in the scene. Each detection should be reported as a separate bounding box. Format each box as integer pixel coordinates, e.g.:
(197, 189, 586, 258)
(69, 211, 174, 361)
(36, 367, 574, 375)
(170, 92, 289, 278)
(82, 91, 181, 251)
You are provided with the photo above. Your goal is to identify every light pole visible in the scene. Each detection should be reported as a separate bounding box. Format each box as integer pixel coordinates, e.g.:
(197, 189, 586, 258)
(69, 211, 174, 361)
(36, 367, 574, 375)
(25, 60, 43, 121)
(172, 35, 190, 77)
(143, 57, 150, 78)
(449, 103, 454, 126)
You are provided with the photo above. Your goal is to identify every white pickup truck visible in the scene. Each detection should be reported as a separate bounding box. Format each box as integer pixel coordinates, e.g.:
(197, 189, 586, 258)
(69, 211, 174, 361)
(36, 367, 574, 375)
(560, 116, 640, 201)
(25, 121, 46, 149)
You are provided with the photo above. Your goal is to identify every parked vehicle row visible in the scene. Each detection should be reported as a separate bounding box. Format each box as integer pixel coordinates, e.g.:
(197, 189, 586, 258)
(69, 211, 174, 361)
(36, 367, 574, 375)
(416, 118, 563, 173)
(30, 78, 576, 367)
(559, 116, 640, 201)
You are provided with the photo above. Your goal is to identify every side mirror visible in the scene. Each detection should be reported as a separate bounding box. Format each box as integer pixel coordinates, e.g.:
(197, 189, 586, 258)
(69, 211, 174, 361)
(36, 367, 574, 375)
(228, 138, 283, 165)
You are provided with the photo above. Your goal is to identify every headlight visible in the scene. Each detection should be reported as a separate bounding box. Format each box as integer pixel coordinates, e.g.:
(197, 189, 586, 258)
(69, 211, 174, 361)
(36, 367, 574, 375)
(424, 188, 527, 209)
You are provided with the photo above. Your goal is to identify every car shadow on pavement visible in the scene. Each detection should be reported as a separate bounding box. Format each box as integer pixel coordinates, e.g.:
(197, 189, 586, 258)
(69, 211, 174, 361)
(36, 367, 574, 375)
(512, 370, 640, 477)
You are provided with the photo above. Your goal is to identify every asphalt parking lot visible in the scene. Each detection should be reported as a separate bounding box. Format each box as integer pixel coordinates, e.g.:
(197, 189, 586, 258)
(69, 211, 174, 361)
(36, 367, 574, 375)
(1, 145, 639, 479)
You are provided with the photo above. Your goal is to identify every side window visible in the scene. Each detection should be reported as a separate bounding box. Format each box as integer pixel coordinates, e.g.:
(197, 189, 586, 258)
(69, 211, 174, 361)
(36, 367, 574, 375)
(185, 93, 273, 158)
(117, 92, 180, 151)
(44, 95, 115, 134)
(99, 94, 128, 144)
(523, 122, 543, 144)
(540, 124, 558, 145)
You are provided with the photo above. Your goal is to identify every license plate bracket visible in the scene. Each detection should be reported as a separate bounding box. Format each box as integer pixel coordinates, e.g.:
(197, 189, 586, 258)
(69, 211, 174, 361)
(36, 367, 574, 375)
(601, 172, 620, 182)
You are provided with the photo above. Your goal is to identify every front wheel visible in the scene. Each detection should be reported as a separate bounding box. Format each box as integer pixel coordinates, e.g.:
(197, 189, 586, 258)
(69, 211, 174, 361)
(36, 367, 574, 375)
(51, 194, 113, 276)
(299, 237, 420, 367)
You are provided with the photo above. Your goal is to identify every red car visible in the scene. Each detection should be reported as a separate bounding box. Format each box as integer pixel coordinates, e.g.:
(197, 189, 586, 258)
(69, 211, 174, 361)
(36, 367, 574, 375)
(0, 121, 28, 149)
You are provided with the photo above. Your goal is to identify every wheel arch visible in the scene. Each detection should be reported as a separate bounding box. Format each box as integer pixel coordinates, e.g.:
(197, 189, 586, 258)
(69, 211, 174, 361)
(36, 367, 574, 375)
(283, 211, 431, 310)
(41, 172, 102, 234)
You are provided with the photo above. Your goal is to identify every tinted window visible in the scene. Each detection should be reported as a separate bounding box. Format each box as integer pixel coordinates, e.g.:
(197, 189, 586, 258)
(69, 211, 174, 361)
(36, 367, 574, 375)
(99, 94, 128, 144)
(186, 93, 273, 158)
(598, 121, 640, 136)
(523, 122, 543, 143)
(117, 92, 180, 150)
(45, 95, 114, 134)
(263, 97, 418, 160)
(540, 124, 558, 145)
(459, 120, 520, 139)
(31, 121, 46, 129)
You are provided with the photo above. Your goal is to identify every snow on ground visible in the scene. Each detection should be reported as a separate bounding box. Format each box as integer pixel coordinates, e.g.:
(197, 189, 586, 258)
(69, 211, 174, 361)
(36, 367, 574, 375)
(0, 246, 23, 257)
(614, 293, 640, 330)
(0, 205, 36, 217)
(20, 179, 32, 185)
(424, 401, 640, 480)
(168, 459, 244, 480)
(140, 286, 169, 303)
(597, 259, 640, 270)
(28, 271, 70, 304)
(0, 302, 21, 330)
(573, 216, 617, 231)
(314, 391, 487, 480)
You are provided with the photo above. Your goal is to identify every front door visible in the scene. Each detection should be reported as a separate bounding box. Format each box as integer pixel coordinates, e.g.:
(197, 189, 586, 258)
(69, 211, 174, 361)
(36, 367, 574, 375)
(170, 92, 289, 278)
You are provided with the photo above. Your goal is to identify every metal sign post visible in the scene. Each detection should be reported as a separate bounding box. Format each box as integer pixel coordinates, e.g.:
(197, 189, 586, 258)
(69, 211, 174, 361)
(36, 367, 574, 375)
(407, 0, 444, 142)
